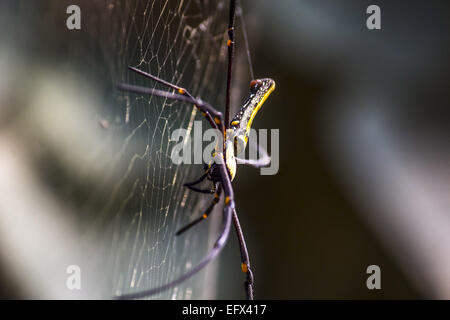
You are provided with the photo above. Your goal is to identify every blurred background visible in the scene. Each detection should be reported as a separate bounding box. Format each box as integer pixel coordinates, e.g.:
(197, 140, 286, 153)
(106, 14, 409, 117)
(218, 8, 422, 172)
(0, 0, 449, 299)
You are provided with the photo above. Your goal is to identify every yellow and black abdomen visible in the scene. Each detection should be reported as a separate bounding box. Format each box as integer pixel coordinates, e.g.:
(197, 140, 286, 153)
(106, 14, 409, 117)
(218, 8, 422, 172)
(229, 78, 275, 141)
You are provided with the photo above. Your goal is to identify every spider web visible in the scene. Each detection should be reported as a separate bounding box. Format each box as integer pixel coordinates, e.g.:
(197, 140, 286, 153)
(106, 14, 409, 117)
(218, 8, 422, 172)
(84, 0, 236, 299)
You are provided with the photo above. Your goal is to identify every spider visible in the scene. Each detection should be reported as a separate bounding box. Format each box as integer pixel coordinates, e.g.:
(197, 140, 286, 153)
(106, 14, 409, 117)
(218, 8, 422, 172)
(115, 0, 275, 300)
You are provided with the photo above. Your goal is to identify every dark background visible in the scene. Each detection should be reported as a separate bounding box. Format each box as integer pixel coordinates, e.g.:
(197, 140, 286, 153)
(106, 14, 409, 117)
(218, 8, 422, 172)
(1, 0, 449, 299)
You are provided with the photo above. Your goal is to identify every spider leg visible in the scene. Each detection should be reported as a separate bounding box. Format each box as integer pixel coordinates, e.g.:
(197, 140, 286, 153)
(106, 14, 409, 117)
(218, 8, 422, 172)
(114, 179, 233, 300)
(129, 66, 186, 92)
(176, 184, 222, 236)
(232, 208, 254, 300)
(223, 1, 255, 298)
(223, 3, 253, 296)
(216, 161, 255, 299)
(235, 137, 271, 168)
(127, 66, 218, 129)
(225, 0, 236, 127)
(185, 185, 215, 194)
(183, 164, 216, 193)
(117, 83, 224, 131)
(183, 173, 208, 187)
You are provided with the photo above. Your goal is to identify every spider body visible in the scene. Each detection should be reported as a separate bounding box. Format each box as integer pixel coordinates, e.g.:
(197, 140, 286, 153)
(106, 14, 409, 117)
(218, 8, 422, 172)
(115, 0, 275, 300)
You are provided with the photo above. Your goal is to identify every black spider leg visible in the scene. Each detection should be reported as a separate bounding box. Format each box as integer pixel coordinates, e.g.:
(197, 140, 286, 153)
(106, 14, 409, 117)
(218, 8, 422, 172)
(117, 83, 224, 132)
(232, 208, 254, 300)
(184, 172, 208, 186)
(176, 183, 222, 236)
(128, 66, 219, 130)
(232, 138, 271, 300)
(183, 173, 216, 194)
(225, 0, 255, 301)
(184, 186, 215, 194)
(225, 0, 236, 127)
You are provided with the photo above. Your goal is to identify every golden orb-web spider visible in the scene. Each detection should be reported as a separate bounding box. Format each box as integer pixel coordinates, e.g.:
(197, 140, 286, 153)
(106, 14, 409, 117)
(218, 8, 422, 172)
(115, 0, 275, 300)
